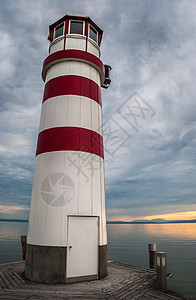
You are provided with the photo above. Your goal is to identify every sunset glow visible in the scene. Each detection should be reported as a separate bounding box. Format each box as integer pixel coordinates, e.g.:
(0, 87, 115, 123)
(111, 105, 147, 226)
(0, 205, 29, 214)
(108, 210, 196, 222)
(143, 211, 196, 221)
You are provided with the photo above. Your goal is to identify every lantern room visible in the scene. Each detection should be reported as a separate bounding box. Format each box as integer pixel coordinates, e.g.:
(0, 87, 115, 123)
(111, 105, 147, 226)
(48, 15, 103, 58)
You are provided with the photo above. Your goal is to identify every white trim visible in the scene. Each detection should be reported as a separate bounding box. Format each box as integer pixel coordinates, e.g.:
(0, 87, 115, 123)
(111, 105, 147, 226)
(54, 22, 65, 40)
(69, 19, 85, 36)
(87, 37, 99, 50)
(89, 24, 98, 44)
(49, 35, 65, 54)
(50, 35, 64, 46)
(66, 33, 86, 40)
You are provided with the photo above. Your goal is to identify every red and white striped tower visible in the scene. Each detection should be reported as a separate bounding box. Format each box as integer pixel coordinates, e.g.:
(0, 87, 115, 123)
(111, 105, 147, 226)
(25, 15, 111, 283)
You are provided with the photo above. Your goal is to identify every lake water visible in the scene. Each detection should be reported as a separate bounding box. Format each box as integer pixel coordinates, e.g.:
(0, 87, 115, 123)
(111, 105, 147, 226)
(0, 222, 195, 297)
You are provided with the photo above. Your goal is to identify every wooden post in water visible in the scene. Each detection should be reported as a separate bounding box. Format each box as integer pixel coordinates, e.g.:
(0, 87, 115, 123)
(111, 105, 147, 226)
(21, 236, 27, 261)
(156, 252, 167, 290)
(148, 243, 156, 269)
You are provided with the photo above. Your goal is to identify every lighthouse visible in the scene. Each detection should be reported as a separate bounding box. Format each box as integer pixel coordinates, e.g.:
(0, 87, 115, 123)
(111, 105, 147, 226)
(25, 15, 111, 283)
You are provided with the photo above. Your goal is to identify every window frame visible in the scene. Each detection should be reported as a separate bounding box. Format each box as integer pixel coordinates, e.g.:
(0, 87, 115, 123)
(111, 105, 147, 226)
(54, 22, 65, 40)
(89, 24, 98, 44)
(69, 19, 85, 36)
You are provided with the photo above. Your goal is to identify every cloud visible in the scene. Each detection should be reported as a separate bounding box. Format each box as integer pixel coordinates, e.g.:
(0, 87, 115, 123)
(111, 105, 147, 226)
(0, 32, 17, 83)
(0, 204, 29, 219)
(0, 0, 195, 220)
(0, 204, 29, 213)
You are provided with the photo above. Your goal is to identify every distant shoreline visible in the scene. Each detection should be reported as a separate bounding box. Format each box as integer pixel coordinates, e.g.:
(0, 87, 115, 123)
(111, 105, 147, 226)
(0, 219, 28, 223)
(0, 218, 195, 224)
(107, 220, 196, 224)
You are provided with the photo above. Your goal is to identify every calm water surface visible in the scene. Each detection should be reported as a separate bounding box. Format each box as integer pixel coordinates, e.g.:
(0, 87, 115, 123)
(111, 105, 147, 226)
(0, 222, 195, 297)
(107, 223, 196, 297)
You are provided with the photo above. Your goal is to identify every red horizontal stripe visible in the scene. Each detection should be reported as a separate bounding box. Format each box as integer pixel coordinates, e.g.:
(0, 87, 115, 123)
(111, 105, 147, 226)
(43, 75, 101, 106)
(36, 127, 104, 159)
(42, 50, 105, 83)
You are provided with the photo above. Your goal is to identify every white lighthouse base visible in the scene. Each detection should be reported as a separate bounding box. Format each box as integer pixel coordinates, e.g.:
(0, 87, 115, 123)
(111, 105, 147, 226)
(25, 244, 107, 283)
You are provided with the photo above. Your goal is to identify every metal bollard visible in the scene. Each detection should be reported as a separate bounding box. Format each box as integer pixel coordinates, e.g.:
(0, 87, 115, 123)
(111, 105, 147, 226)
(21, 235, 27, 261)
(148, 243, 156, 269)
(156, 252, 167, 290)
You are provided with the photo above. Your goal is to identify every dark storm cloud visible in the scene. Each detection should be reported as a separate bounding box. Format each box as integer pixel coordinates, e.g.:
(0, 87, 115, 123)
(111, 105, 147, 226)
(0, 0, 195, 219)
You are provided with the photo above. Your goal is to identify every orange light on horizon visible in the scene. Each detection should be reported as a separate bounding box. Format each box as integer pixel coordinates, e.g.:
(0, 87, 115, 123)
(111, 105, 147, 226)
(108, 210, 196, 222)
(144, 211, 196, 221)
(0, 204, 29, 213)
(144, 223, 196, 239)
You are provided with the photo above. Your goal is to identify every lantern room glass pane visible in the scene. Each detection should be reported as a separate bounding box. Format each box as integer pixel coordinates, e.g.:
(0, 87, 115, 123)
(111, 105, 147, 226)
(89, 25, 97, 43)
(54, 23, 64, 39)
(70, 21, 83, 35)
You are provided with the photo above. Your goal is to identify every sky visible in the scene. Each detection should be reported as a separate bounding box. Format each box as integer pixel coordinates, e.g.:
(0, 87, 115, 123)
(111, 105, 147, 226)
(0, 0, 195, 221)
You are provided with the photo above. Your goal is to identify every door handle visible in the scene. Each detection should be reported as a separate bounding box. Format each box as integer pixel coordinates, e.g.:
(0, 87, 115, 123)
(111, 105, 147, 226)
(69, 246, 72, 250)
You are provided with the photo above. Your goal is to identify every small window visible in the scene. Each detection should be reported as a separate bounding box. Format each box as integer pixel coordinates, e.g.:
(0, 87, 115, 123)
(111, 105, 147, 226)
(89, 25, 98, 43)
(70, 21, 84, 35)
(54, 23, 64, 39)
